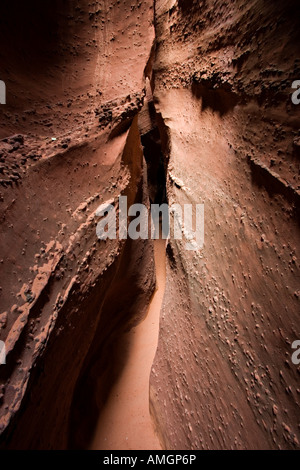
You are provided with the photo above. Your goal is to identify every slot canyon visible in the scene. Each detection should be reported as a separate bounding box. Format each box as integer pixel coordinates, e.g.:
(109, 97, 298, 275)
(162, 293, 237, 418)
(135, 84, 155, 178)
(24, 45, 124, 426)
(0, 0, 299, 451)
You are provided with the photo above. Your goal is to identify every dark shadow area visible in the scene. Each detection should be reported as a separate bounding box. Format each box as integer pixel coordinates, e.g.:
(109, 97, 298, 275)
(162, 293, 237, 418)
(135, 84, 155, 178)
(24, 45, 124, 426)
(0, 0, 80, 75)
(142, 128, 167, 206)
(141, 99, 168, 206)
(192, 80, 239, 116)
(248, 155, 300, 222)
(178, 0, 206, 14)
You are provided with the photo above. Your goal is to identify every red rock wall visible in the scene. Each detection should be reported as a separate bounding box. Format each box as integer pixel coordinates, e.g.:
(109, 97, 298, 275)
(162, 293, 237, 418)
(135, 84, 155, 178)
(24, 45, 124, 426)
(1, 0, 299, 450)
(0, 0, 155, 449)
(150, 0, 300, 450)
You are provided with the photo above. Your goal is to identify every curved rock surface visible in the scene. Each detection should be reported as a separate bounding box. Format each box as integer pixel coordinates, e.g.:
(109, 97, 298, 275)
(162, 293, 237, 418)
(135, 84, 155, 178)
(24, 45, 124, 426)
(0, 0, 155, 449)
(150, 0, 300, 450)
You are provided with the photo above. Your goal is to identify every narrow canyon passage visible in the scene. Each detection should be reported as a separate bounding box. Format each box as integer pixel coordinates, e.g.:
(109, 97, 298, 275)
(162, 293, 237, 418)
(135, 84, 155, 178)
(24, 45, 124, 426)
(89, 237, 166, 450)
(0, 0, 299, 452)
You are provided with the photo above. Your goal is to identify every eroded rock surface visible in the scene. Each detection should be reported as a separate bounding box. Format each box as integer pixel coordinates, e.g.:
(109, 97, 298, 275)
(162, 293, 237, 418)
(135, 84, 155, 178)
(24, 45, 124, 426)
(0, 0, 299, 451)
(150, 0, 300, 450)
(0, 0, 155, 449)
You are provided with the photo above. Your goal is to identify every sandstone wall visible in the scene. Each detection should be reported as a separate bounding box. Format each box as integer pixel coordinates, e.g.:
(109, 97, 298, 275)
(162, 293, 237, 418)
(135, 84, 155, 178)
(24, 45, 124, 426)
(150, 0, 300, 450)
